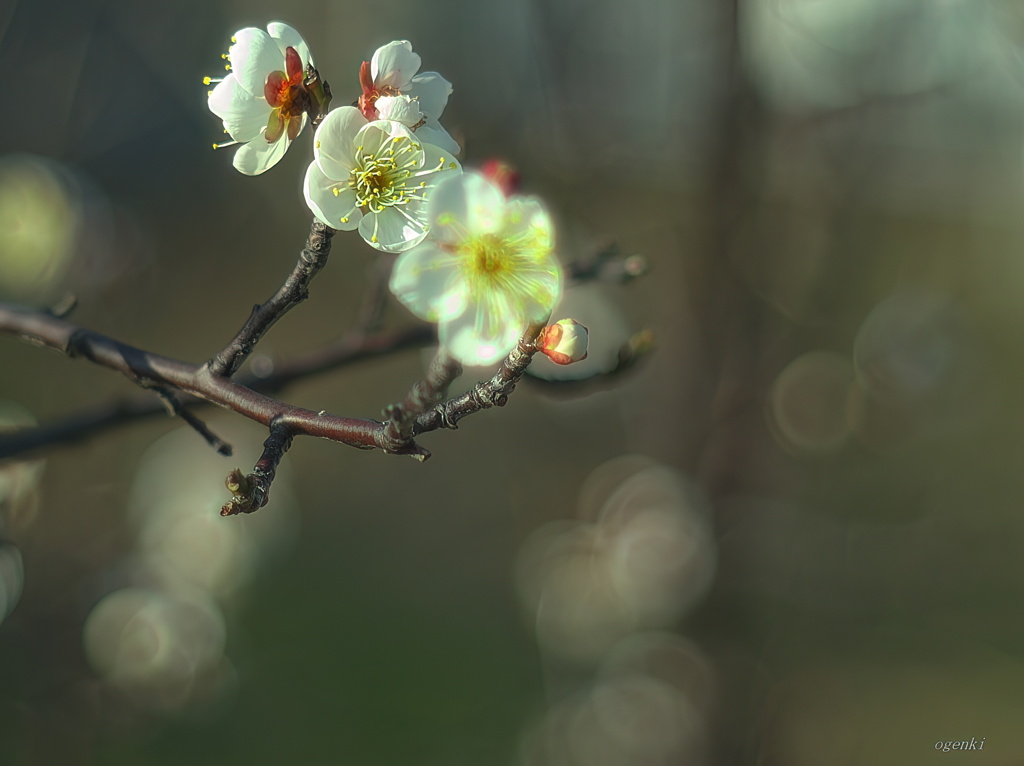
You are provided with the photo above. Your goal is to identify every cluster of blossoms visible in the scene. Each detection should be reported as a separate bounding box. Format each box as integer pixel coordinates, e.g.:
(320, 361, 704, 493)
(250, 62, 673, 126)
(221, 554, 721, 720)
(206, 23, 587, 367)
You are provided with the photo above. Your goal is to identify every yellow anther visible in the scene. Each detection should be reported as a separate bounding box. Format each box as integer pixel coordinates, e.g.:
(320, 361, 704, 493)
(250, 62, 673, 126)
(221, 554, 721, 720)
(332, 187, 340, 196)
(203, 76, 212, 85)
(224, 64, 231, 71)
(371, 235, 379, 242)
(315, 140, 321, 149)
(231, 35, 237, 43)
(340, 216, 349, 223)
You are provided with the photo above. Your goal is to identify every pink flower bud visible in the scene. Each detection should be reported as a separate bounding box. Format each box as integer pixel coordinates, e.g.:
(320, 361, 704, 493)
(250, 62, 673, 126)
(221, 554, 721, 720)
(538, 319, 589, 365)
(481, 158, 521, 197)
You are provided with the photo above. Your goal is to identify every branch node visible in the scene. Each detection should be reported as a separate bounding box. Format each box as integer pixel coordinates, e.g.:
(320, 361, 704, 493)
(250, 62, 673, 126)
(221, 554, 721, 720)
(379, 349, 462, 452)
(221, 423, 293, 515)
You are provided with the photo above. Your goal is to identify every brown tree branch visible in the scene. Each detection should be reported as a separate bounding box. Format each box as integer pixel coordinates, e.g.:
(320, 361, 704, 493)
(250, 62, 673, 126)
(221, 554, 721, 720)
(0, 324, 433, 460)
(0, 302, 415, 455)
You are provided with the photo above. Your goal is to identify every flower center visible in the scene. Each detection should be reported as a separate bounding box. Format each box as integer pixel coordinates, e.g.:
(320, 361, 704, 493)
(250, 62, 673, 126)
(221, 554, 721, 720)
(349, 136, 421, 213)
(466, 235, 508, 276)
(264, 47, 308, 116)
(262, 47, 310, 143)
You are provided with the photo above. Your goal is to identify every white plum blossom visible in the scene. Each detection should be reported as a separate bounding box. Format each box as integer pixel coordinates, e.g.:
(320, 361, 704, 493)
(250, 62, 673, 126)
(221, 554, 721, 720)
(207, 23, 317, 175)
(358, 41, 460, 156)
(389, 172, 562, 366)
(304, 106, 462, 253)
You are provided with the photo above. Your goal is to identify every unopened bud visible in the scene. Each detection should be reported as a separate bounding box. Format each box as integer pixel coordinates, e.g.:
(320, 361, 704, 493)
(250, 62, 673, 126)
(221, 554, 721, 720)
(537, 319, 589, 365)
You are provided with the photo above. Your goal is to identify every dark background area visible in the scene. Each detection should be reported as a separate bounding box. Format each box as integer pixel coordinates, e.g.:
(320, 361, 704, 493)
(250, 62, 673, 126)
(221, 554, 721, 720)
(2, 0, 1024, 764)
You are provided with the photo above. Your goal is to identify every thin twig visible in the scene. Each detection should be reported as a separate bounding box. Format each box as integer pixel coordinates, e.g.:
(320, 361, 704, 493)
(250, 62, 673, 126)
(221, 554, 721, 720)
(414, 323, 546, 434)
(204, 219, 336, 378)
(379, 349, 463, 451)
(149, 387, 232, 455)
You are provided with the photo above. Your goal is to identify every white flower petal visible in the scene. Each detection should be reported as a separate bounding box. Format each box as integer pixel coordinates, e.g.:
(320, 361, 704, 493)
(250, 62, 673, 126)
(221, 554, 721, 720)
(354, 119, 414, 159)
(376, 95, 423, 127)
(407, 72, 452, 121)
(502, 197, 555, 253)
(371, 40, 421, 91)
(208, 74, 268, 142)
(412, 122, 460, 156)
(390, 243, 468, 322)
(507, 265, 562, 323)
(267, 21, 312, 66)
(314, 106, 365, 179)
(441, 291, 523, 366)
(232, 131, 291, 176)
(229, 28, 284, 97)
(359, 206, 428, 253)
(428, 172, 503, 243)
(304, 162, 361, 229)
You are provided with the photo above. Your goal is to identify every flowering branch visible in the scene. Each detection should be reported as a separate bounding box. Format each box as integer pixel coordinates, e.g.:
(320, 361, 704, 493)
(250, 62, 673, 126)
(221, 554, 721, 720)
(0, 301, 549, 511)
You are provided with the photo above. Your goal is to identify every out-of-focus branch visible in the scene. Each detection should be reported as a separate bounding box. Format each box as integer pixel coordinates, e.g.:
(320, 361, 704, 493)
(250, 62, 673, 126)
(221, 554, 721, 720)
(566, 240, 648, 285)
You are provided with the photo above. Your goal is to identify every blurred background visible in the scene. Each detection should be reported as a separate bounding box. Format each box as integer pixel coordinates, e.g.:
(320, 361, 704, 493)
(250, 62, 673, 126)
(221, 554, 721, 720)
(2, 0, 1024, 764)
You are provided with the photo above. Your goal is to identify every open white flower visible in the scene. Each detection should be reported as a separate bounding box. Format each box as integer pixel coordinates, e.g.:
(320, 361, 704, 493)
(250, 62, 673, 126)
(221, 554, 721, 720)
(207, 22, 317, 175)
(304, 106, 462, 252)
(389, 172, 562, 366)
(357, 40, 460, 156)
